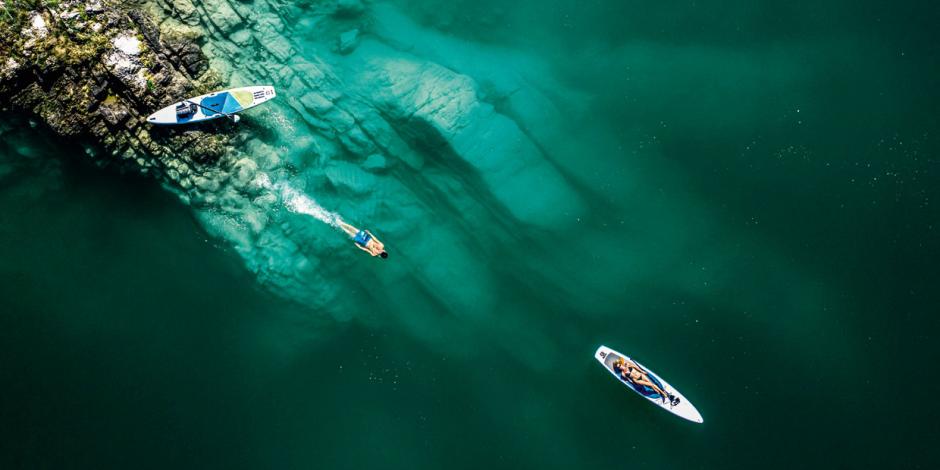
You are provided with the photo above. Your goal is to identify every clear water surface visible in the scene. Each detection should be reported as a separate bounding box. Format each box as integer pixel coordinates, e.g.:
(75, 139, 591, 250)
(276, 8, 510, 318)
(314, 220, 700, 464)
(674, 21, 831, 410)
(1, 0, 938, 468)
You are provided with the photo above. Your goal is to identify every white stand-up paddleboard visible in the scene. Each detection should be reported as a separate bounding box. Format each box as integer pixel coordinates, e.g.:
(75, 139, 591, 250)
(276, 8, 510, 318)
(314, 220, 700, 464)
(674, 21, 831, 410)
(595, 345, 703, 423)
(147, 86, 276, 125)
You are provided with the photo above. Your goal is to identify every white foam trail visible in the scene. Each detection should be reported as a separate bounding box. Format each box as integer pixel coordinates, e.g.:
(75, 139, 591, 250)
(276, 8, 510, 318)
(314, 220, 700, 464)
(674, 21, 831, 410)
(281, 185, 343, 227)
(255, 174, 343, 228)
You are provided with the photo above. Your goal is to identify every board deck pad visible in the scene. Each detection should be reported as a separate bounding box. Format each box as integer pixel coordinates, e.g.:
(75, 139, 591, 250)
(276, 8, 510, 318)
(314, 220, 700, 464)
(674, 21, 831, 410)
(147, 86, 276, 125)
(595, 346, 703, 423)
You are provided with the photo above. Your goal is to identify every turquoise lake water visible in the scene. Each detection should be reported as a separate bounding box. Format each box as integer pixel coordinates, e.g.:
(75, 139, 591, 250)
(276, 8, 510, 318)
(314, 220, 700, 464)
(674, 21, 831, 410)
(2, 0, 939, 468)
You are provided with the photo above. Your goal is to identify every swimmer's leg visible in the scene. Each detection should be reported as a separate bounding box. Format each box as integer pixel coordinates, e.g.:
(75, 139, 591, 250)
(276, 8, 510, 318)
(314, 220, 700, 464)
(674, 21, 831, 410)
(338, 221, 358, 237)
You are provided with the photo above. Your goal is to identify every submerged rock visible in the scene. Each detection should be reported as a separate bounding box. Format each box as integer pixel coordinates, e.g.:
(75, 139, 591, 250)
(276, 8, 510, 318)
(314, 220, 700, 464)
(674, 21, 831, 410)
(362, 55, 584, 227)
(202, 0, 243, 35)
(362, 153, 388, 171)
(334, 0, 366, 18)
(337, 29, 360, 55)
(2, 0, 587, 320)
(324, 160, 376, 194)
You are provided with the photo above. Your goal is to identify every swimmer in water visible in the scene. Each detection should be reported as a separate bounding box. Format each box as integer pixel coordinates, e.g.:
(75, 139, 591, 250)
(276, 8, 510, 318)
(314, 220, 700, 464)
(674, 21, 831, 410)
(338, 221, 388, 259)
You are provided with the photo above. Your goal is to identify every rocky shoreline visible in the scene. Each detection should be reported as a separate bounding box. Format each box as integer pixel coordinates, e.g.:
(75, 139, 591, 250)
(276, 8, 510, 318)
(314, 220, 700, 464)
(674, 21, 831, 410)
(0, 0, 229, 179)
(1, 0, 586, 309)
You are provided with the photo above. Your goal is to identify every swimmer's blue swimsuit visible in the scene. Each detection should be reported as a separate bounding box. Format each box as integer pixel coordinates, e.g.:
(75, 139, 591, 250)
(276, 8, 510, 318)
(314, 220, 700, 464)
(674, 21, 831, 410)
(353, 230, 372, 246)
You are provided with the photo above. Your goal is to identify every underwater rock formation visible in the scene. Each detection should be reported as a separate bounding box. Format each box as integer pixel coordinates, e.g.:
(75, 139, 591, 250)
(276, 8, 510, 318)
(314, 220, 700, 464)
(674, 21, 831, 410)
(1, 0, 587, 316)
(0, 1, 231, 177)
(0, 2, 318, 305)
(359, 53, 582, 227)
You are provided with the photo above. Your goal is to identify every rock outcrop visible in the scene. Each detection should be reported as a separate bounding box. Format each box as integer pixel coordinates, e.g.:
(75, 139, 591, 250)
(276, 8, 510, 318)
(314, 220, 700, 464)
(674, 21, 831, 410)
(0, 0, 229, 181)
(1, 0, 585, 315)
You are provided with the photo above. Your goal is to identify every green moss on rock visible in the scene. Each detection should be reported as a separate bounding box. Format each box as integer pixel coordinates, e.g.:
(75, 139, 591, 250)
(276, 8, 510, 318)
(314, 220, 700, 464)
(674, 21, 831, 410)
(0, 0, 235, 188)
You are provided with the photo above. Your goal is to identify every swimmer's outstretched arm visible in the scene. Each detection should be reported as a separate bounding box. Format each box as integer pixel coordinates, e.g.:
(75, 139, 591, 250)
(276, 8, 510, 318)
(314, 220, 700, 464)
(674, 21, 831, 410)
(354, 244, 373, 255)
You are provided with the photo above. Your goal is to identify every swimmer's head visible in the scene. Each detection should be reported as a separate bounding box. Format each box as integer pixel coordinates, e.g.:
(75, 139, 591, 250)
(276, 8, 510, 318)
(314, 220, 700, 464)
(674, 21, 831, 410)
(380, 251, 388, 259)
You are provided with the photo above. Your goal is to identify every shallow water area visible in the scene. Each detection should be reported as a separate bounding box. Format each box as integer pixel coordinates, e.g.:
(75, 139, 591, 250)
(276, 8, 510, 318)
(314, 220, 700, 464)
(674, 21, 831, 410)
(2, 0, 940, 468)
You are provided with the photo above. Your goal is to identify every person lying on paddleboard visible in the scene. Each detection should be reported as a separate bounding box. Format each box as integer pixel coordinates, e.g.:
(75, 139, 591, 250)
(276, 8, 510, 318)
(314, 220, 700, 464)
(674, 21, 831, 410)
(613, 358, 677, 405)
(338, 221, 388, 259)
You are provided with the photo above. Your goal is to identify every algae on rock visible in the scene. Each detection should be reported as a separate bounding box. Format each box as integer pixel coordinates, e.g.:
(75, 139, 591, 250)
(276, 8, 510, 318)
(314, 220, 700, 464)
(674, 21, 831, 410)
(0, 0, 233, 190)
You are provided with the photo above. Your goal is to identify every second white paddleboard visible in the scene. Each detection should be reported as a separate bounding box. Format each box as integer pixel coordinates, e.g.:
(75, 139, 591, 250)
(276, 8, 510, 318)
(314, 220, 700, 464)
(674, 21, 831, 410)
(595, 345, 703, 423)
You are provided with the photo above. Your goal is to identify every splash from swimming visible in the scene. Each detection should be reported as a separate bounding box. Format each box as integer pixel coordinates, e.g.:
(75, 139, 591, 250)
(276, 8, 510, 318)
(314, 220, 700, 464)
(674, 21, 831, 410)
(255, 173, 344, 228)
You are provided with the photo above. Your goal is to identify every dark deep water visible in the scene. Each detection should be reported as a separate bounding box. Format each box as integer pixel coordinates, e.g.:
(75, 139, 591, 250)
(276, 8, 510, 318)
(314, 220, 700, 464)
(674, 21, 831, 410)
(2, 1, 940, 468)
